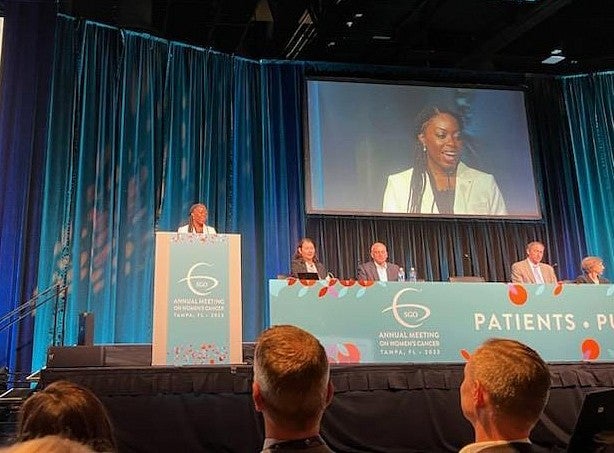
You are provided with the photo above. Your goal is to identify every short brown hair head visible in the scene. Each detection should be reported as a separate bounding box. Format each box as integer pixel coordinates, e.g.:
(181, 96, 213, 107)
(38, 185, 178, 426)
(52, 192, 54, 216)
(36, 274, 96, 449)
(18, 381, 116, 452)
(253, 325, 330, 431)
(468, 338, 551, 428)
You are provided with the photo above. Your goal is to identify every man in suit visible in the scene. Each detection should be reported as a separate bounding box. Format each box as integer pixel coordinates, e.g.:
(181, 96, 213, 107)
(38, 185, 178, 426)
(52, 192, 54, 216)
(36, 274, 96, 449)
(459, 338, 551, 453)
(357, 242, 401, 281)
(511, 241, 557, 284)
(253, 325, 334, 453)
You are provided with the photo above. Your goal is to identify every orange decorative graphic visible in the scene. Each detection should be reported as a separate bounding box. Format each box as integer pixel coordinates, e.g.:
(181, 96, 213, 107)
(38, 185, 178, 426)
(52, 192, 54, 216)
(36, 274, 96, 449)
(507, 283, 528, 305)
(357, 279, 376, 287)
(318, 287, 328, 298)
(334, 343, 361, 363)
(581, 338, 600, 360)
(553, 281, 563, 296)
(338, 279, 356, 287)
(460, 349, 471, 361)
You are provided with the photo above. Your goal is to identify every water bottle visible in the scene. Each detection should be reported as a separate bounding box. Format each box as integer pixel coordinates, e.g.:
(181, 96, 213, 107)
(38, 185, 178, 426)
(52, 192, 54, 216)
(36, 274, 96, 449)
(409, 267, 417, 283)
(397, 267, 405, 282)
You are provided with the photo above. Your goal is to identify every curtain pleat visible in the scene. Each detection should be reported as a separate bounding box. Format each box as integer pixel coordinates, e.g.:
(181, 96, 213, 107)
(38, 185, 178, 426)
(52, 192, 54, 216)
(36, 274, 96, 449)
(0, 1, 55, 375)
(562, 72, 614, 277)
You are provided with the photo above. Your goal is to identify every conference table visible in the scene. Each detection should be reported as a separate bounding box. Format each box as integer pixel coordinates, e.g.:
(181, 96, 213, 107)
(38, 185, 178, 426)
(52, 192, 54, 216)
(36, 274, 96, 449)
(269, 279, 614, 363)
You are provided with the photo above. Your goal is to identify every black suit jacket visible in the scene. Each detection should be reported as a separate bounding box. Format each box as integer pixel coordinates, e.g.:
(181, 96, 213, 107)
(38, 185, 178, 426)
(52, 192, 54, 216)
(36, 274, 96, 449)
(290, 259, 327, 280)
(574, 274, 610, 284)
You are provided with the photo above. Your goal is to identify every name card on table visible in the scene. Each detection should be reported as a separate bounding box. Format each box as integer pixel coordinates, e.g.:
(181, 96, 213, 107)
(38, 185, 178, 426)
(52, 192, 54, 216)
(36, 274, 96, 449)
(269, 279, 614, 363)
(152, 232, 242, 365)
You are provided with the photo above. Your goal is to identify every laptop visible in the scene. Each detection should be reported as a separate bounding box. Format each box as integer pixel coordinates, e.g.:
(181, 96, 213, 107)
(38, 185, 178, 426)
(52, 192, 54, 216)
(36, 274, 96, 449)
(567, 388, 614, 452)
(296, 272, 320, 280)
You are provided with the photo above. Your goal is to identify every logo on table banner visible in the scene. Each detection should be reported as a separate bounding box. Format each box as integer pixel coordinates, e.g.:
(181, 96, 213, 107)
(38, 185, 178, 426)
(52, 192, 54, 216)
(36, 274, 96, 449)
(178, 262, 219, 296)
(382, 287, 431, 328)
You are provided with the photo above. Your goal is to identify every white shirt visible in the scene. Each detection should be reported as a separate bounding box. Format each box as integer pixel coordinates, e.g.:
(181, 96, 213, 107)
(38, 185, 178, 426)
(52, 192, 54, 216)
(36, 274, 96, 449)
(459, 439, 531, 453)
(529, 260, 544, 284)
(375, 262, 388, 281)
(177, 224, 216, 234)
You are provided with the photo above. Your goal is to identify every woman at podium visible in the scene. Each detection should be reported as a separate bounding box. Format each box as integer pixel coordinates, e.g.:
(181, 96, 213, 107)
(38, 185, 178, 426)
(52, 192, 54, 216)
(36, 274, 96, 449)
(177, 203, 216, 234)
(290, 237, 327, 279)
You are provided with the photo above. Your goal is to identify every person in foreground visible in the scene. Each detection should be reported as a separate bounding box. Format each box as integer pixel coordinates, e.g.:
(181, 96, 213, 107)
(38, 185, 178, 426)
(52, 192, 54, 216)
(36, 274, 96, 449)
(382, 106, 507, 215)
(357, 242, 401, 281)
(177, 203, 216, 234)
(511, 241, 557, 284)
(460, 338, 551, 453)
(17, 380, 117, 452)
(290, 237, 327, 279)
(574, 256, 609, 284)
(3, 435, 95, 453)
(252, 325, 335, 453)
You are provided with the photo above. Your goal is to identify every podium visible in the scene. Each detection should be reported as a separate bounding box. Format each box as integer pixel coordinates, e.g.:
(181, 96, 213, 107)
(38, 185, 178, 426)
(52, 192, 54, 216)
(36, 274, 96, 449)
(152, 233, 242, 365)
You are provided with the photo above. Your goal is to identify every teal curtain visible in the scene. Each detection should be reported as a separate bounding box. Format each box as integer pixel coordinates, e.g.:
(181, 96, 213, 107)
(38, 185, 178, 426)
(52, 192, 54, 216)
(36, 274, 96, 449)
(562, 72, 614, 275)
(34, 20, 168, 369)
(32, 17, 306, 369)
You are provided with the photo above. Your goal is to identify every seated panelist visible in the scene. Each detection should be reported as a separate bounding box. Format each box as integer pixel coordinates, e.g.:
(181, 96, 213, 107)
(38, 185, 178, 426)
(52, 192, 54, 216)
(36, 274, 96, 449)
(511, 241, 557, 284)
(177, 203, 216, 234)
(357, 242, 401, 281)
(290, 238, 327, 280)
(574, 256, 609, 284)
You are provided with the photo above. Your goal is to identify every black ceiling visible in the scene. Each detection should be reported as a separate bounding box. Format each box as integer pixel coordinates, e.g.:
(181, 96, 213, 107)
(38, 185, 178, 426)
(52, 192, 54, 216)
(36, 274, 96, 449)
(59, 0, 614, 76)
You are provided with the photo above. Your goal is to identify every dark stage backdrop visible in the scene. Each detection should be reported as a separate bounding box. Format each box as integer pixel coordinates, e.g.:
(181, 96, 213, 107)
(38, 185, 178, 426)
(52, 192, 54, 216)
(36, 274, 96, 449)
(2, 9, 613, 374)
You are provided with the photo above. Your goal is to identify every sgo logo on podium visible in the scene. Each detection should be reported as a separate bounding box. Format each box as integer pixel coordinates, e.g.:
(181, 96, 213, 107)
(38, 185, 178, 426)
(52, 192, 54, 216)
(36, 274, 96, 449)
(179, 262, 219, 296)
(382, 288, 431, 328)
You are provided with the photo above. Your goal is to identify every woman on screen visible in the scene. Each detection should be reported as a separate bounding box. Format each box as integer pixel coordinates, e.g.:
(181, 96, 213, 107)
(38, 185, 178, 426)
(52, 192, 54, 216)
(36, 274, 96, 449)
(574, 256, 609, 284)
(290, 237, 327, 279)
(382, 106, 507, 215)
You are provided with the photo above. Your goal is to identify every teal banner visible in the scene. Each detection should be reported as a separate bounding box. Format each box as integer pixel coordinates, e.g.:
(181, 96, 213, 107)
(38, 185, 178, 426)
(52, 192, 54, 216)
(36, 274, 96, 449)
(269, 279, 614, 363)
(166, 235, 231, 364)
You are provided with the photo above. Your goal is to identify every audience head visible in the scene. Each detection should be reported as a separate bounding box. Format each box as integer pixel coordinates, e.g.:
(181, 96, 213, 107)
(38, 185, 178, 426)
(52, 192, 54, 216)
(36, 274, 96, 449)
(17, 380, 116, 452)
(526, 241, 545, 265)
(460, 338, 551, 441)
(252, 325, 333, 436)
(3, 435, 95, 453)
(293, 237, 319, 264)
(581, 256, 605, 276)
(370, 242, 389, 266)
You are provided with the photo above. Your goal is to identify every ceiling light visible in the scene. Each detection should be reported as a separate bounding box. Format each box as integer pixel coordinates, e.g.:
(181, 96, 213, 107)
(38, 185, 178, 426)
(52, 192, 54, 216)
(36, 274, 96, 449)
(372, 35, 391, 41)
(542, 48, 566, 64)
(542, 55, 565, 64)
(354, 13, 363, 18)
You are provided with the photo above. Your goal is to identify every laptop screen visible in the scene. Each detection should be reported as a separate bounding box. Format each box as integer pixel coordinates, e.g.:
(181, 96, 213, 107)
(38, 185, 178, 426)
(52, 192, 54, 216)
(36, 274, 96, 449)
(297, 272, 320, 280)
(567, 388, 614, 452)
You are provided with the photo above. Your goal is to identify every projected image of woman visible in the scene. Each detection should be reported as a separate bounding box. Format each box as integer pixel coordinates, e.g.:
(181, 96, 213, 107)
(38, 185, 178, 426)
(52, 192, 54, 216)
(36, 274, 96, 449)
(382, 106, 507, 215)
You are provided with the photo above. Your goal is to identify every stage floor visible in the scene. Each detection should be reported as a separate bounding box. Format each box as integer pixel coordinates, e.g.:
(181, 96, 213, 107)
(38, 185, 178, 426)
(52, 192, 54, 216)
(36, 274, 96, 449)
(40, 361, 614, 452)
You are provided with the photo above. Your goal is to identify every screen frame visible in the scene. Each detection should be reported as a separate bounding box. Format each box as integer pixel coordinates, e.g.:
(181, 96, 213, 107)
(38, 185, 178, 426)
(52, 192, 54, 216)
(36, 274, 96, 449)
(302, 76, 544, 220)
